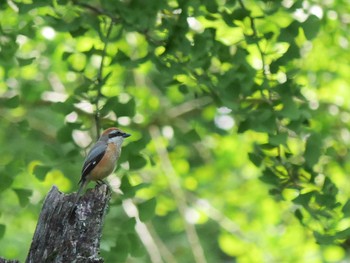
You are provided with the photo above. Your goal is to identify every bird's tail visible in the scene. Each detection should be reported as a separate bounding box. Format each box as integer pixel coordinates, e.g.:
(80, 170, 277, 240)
(68, 179, 88, 223)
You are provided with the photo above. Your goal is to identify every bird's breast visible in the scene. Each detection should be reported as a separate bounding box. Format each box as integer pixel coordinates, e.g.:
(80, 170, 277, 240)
(90, 143, 121, 181)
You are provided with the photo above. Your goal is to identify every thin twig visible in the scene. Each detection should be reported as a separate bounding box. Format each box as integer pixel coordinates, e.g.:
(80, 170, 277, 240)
(122, 199, 164, 263)
(75, 2, 104, 16)
(237, 0, 268, 77)
(190, 197, 252, 241)
(238, 0, 271, 103)
(149, 126, 207, 263)
(166, 96, 212, 119)
(146, 222, 178, 263)
(94, 19, 114, 137)
(73, 2, 122, 25)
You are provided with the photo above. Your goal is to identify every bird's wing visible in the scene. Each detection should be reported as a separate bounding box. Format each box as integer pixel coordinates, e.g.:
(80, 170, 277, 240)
(80, 142, 107, 182)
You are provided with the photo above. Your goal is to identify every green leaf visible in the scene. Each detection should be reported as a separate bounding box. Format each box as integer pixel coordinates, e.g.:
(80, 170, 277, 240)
(222, 11, 235, 26)
(102, 96, 136, 117)
(138, 198, 157, 222)
(270, 59, 280, 74)
(66, 148, 80, 159)
(284, 41, 300, 60)
(292, 191, 315, 206)
(304, 134, 322, 168)
(128, 233, 144, 257)
(121, 218, 136, 233)
(116, 98, 136, 117)
(278, 21, 300, 42)
(62, 51, 73, 60)
(245, 34, 259, 44)
(0, 37, 18, 61)
(101, 96, 119, 115)
(302, 15, 320, 40)
(57, 126, 72, 143)
(132, 183, 151, 192)
(315, 192, 338, 209)
(51, 101, 74, 115)
(239, 108, 277, 134)
(269, 133, 288, 146)
(264, 31, 274, 40)
(0, 172, 13, 192)
(101, 71, 113, 86)
(4, 95, 20, 108)
(203, 0, 218, 13)
(111, 49, 130, 64)
(294, 209, 303, 224)
(115, 234, 130, 262)
(183, 129, 201, 143)
(121, 135, 150, 160)
(0, 224, 5, 239)
(248, 144, 264, 167)
(268, 188, 282, 199)
(33, 165, 51, 181)
(17, 120, 30, 133)
(280, 97, 300, 120)
(335, 228, 350, 240)
(128, 154, 147, 170)
(83, 46, 104, 57)
(13, 188, 32, 207)
(322, 177, 338, 196)
(17, 57, 36, 67)
(69, 26, 89, 37)
(43, 145, 60, 159)
(178, 85, 189, 94)
(74, 83, 90, 95)
(232, 8, 250, 21)
(342, 199, 350, 217)
(248, 152, 263, 167)
(101, 0, 121, 11)
(120, 175, 135, 198)
(259, 169, 280, 186)
(314, 231, 334, 245)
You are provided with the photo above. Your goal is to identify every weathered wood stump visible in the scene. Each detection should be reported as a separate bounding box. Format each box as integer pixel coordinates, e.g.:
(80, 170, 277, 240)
(25, 184, 111, 263)
(0, 258, 19, 263)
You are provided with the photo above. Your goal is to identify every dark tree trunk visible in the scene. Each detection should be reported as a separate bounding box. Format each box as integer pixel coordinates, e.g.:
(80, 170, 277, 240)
(25, 185, 111, 263)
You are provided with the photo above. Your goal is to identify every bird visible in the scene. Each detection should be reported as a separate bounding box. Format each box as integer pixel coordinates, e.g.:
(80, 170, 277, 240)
(69, 127, 131, 220)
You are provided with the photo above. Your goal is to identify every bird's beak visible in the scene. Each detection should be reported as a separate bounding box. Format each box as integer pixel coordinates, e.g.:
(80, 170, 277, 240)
(123, 133, 131, 138)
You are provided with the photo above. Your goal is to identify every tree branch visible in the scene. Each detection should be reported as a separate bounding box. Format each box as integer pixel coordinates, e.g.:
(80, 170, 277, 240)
(149, 126, 207, 263)
(94, 19, 114, 137)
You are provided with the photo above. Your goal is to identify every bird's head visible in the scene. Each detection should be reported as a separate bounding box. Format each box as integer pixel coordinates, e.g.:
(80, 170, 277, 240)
(100, 127, 131, 146)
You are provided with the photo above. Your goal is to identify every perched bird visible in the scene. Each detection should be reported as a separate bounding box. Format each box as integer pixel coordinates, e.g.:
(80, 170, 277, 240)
(69, 127, 130, 219)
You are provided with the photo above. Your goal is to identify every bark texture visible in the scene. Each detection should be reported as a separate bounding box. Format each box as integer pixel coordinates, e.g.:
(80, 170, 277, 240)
(26, 184, 111, 263)
(0, 258, 19, 263)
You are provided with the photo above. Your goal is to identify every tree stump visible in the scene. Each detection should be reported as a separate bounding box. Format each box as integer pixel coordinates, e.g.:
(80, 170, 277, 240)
(0, 258, 19, 263)
(26, 184, 111, 263)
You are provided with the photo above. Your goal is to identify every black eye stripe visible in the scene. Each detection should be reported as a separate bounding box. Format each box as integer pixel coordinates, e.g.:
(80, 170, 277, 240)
(108, 131, 123, 138)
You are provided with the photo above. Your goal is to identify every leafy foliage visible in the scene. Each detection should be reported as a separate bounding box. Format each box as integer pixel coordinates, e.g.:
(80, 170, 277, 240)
(0, 0, 350, 262)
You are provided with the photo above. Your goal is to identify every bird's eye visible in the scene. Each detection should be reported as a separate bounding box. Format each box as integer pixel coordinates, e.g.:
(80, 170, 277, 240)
(108, 131, 122, 138)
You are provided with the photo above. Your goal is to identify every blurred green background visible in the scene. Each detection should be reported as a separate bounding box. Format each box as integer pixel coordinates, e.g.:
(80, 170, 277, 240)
(1, 0, 350, 262)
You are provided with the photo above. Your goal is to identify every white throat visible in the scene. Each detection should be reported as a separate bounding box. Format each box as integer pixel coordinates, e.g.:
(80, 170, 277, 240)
(108, 136, 124, 148)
